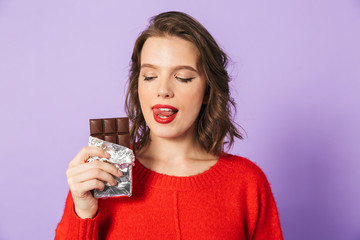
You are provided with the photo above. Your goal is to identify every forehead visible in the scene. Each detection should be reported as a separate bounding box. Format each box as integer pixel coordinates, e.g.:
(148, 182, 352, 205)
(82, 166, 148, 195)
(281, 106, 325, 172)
(140, 36, 200, 69)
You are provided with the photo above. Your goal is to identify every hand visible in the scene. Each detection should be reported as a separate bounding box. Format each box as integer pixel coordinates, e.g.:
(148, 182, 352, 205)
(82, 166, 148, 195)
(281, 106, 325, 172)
(66, 146, 123, 219)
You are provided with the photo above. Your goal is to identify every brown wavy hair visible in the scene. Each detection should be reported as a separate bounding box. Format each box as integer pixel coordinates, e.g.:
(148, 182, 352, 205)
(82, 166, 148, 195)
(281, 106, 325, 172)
(125, 11, 243, 155)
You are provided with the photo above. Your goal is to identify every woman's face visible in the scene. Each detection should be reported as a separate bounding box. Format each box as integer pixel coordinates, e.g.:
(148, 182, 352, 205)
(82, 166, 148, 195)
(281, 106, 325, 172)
(138, 36, 207, 140)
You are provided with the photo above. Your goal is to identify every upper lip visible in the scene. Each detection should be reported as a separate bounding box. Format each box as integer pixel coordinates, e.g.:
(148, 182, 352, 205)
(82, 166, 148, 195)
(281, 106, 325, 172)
(152, 104, 178, 110)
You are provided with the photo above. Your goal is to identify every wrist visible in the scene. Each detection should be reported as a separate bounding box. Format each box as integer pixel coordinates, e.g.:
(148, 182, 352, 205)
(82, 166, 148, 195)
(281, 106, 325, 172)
(74, 205, 98, 219)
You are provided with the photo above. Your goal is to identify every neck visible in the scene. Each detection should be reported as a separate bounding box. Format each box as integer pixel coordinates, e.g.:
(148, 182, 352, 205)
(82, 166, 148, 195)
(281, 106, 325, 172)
(135, 128, 218, 166)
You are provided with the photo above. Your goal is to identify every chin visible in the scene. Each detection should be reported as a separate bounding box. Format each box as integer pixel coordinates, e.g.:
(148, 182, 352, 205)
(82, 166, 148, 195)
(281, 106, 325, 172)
(149, 128, 187, 140)
(151, 131, 178, 139)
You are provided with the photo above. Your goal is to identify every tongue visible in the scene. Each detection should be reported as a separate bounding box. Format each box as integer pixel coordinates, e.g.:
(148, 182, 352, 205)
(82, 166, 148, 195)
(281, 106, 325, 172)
(153, 108, 176, 117)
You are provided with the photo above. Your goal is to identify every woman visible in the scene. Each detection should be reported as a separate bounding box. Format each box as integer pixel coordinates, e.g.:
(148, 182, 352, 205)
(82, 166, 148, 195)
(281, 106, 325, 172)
(56, 11, 283, 239)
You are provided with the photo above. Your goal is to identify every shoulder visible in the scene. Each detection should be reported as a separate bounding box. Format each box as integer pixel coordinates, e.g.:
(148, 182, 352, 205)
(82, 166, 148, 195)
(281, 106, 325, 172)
(220, 153, 270, 186)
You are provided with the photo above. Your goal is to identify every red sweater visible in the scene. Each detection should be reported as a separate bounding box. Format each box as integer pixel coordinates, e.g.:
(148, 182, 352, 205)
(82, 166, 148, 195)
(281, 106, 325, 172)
(55, 154, 283, 239)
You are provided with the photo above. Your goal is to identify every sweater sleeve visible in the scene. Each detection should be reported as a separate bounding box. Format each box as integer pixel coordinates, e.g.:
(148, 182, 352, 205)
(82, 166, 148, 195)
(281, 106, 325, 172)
(55, 191, 100, 240)
(248, 169, 284, 240)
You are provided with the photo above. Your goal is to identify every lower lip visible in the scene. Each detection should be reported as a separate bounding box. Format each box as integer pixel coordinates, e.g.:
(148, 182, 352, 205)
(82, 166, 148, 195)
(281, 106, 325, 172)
(153, 111, 178, 124)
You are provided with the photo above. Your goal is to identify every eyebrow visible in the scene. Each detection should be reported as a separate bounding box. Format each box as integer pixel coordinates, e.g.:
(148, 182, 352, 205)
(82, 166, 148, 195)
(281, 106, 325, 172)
(140, 63, 199, 74)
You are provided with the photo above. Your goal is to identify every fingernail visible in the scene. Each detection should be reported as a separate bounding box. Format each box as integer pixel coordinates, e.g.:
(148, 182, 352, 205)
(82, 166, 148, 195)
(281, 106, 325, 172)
(105, 152, 111, 158)
(117, 170, 123, 177)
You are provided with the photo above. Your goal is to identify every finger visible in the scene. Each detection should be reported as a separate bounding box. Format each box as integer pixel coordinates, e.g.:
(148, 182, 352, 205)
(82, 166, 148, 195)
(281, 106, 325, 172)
(71, 179, 105, 197)
(67, 160, 122, 179)
(69, 168, 118, 187)
(69, 146, 110, 167)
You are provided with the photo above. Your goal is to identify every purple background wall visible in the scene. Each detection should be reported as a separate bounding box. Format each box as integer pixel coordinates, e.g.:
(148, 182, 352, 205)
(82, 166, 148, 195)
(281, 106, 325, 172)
(1, 0, 359, 239)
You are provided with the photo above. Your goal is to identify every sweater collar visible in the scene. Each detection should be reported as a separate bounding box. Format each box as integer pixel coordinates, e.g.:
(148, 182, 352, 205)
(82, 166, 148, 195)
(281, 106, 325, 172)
(132, 154, 234, 191)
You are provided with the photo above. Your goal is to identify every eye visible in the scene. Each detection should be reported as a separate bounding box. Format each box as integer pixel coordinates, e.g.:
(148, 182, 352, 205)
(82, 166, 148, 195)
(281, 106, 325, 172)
(143, 75, 157, 81)
(175, 76, 194, 83)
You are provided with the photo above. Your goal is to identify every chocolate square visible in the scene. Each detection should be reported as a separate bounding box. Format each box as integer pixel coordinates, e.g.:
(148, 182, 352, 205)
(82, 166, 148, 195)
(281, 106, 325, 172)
(117, 134, 130, 148)
(103, 119, 116, 133)
(116, 118, 129, 133)
(89, 119, 103, 134)
(104, 134, 117, 143)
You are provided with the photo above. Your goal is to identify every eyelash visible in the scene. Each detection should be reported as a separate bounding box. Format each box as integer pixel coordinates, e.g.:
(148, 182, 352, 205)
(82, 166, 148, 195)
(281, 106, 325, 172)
(143, 76, 156, 81)
(142, 75, 194, 83)
(175, 76, 194, 83)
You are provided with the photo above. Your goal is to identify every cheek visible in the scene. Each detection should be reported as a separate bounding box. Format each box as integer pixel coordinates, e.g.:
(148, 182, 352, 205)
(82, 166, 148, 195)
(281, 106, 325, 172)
(180, 88, 205, 112)
(138, 79, 149, 96)
(187, 85, 206, 102)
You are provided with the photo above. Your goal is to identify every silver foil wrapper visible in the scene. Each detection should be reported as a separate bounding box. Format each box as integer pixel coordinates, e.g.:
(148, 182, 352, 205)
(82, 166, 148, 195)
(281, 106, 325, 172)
(87, 136, 135, 198)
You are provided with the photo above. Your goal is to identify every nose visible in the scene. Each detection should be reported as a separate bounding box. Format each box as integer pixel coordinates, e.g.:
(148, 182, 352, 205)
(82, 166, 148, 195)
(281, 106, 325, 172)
(157, 78, 174, 98)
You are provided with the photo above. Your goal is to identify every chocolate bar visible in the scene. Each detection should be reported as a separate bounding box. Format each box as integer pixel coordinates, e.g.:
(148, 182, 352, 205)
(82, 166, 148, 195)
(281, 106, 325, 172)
(88, 117, 134, 198)
(89, 117, 130, 148)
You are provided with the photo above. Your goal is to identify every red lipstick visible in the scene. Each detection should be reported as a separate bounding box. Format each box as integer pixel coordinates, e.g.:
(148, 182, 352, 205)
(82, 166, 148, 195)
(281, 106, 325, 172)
(152, 104, 178, 124)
